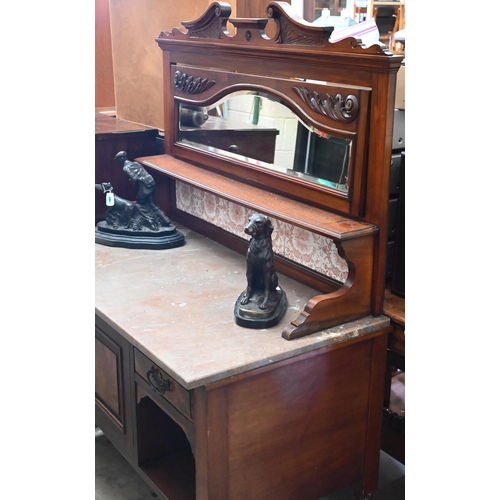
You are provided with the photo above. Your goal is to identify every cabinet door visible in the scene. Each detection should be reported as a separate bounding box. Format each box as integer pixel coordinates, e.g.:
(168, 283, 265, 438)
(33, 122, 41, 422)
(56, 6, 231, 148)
(95, 314, 134, 460)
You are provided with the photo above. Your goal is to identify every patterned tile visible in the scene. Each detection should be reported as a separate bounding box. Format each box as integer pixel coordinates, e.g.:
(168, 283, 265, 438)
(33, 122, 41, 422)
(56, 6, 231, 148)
(283, 225, 348, 282)
(175, 182, 348, 282)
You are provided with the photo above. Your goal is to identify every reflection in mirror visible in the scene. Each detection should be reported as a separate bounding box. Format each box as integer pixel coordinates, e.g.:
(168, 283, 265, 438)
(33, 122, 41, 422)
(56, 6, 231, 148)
(177, 93, 351, 193)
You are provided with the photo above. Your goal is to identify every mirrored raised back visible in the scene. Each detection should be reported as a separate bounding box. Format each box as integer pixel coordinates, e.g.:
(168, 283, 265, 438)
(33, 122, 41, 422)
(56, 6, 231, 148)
(177, 92, 352, 194)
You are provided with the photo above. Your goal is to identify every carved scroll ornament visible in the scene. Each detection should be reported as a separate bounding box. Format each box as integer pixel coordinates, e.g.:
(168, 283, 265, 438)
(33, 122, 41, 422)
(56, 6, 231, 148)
(180, 2, 230, 39)
(174, 70, 216, 94)
(267, 3, 333, 47)
(293, 87, 359, 123)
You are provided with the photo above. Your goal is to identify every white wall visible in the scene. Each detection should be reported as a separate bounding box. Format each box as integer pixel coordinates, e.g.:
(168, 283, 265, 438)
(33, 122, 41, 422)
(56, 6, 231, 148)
(226, 94, 299, 173)
(290, 0, 304, 18)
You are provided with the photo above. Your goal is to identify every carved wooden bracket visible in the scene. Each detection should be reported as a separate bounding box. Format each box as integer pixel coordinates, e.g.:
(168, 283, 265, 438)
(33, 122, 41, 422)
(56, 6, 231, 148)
(293, 87, 359, 123)
(282, 236, 374, 340)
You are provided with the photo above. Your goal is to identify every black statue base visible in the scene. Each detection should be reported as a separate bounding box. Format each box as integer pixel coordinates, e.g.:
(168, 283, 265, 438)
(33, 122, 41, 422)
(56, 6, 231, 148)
(234, 289, 287, 329)
(95, 222, 185, 250)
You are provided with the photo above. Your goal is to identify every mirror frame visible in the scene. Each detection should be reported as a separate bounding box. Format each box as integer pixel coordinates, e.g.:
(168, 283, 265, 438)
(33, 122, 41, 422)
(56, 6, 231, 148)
(170, 65, 371, 216)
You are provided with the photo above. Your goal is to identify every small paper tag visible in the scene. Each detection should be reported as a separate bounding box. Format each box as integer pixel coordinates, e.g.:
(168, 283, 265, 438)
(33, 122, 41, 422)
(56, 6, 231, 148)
(106, 192, 115, 206)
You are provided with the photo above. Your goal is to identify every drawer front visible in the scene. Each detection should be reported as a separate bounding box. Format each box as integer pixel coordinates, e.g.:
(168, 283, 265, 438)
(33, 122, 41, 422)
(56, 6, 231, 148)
(134, 349, 191, 419)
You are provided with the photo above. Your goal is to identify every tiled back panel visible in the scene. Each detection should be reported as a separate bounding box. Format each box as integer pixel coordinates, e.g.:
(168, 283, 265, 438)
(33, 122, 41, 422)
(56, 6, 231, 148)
(176, 182, 348, 283)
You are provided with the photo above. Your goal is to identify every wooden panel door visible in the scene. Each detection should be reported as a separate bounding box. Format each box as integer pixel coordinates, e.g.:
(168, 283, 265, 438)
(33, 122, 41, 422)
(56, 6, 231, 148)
(95, 314, 135, 460)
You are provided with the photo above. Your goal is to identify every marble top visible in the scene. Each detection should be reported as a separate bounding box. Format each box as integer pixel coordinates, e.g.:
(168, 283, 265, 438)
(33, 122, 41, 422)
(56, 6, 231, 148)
(95, 225, 390, 389)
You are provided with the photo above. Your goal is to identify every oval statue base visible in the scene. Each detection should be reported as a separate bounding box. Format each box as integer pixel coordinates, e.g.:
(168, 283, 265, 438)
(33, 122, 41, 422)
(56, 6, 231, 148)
(95, 223, 185, 250)
(234, 289, 287, 329)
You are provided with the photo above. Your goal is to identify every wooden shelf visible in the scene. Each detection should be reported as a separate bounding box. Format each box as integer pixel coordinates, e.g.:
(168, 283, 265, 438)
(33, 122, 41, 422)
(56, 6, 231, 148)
(137, 154, 379, 339)
(140, 453, 195, 500)
(139, 154, 378, 243)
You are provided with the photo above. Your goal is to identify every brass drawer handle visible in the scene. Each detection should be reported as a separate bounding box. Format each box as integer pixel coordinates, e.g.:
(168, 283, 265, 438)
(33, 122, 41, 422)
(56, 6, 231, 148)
(146, 366, 172, 395)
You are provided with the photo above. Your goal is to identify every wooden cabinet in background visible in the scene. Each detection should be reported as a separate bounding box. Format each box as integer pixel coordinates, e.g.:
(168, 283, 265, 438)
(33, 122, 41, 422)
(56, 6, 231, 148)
(391, 151, 405, 298)
(95, 110, 159, 223)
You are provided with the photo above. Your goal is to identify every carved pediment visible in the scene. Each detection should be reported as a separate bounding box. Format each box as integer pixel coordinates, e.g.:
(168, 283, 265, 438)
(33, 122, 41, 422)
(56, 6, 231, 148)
(157, 1, 395, 56)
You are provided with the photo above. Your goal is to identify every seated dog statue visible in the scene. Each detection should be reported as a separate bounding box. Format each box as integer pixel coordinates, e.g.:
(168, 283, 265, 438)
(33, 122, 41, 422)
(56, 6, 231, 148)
(235, 213, 287, 328)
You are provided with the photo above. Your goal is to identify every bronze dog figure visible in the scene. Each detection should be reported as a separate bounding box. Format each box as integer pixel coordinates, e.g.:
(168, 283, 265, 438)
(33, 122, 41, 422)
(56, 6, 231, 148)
(240, 214, 279, 310)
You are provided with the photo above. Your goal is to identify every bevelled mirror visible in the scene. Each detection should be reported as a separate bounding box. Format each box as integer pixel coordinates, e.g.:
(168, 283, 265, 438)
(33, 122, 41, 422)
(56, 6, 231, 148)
(178, 92, 352, 194)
